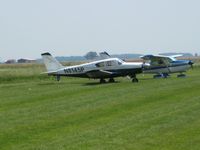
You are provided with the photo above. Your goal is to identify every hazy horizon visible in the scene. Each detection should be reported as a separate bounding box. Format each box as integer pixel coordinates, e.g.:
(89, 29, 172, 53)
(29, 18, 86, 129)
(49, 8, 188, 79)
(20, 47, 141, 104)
(1, 0, 200, 60)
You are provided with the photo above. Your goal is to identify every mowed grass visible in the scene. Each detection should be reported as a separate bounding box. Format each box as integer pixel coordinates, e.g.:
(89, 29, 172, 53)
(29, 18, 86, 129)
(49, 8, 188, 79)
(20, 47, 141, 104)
(0, 63, 200, 150)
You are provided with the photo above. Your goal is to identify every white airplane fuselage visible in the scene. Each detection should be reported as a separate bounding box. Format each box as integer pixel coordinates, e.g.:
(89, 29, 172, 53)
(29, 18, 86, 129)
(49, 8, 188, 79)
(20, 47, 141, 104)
(53, 58, 143, 79)
(143, 60, 192, 74)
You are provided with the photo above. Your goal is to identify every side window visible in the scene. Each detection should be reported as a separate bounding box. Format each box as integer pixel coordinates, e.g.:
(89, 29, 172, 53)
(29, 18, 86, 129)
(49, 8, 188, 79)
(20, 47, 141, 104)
(95, 62, 105, 67)
(158, 59, 164, 65)
(151, 59, 166, 66)
(150, 60, 159, 66)
(106, 61, 116, 66)
(106, 61, 112, 66)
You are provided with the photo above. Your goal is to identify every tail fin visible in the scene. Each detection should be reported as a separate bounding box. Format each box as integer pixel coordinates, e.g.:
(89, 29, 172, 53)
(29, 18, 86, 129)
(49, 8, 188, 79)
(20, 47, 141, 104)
(41, 52, 64, 72)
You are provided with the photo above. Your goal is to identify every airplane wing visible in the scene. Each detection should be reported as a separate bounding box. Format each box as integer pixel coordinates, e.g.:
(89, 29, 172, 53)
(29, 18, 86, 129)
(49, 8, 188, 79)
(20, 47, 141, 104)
(170, 54, 183, 59)
(86, 70, 117, 78)
(99, 70, 116, 75)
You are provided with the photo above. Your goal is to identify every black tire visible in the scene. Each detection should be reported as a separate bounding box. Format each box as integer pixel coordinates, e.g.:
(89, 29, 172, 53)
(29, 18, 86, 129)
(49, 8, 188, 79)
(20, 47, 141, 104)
(177, 74, 186, 78)
(109, 78, 115, 83)
(56, 75, 60, 81)
(132, 78, 138, 83)
(100, 78, 106, 83)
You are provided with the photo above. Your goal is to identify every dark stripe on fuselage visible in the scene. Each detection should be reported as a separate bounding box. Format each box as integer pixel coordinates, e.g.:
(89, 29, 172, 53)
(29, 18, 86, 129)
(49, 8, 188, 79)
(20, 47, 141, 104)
(53, 68, 142, 79)
(52, 73, 88, 78)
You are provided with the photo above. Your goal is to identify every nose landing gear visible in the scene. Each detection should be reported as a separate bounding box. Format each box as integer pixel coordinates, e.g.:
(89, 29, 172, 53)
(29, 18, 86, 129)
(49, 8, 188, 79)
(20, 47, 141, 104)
(56, 75, 60, 81)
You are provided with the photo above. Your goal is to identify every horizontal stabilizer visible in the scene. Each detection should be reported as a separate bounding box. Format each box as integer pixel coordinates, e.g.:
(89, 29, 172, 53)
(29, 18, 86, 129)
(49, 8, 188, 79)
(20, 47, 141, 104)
(40, 70, 57, 75)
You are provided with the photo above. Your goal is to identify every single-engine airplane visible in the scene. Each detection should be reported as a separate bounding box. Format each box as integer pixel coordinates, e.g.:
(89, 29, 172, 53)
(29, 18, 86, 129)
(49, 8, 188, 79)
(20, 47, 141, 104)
(41, 52, 144, 83)
(141, 54, 194, 78)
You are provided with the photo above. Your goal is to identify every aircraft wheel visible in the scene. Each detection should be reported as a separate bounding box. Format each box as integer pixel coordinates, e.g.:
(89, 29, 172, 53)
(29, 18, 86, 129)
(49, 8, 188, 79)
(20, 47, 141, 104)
(153, 74, 162, 79)
(177, 74, 186, 78)
(100, 78, 106, 84)
(132, 78, 138, 83)
(163, 73, 169, 78)
(109, 78, 115, 83)
(56, 75, 60, 81)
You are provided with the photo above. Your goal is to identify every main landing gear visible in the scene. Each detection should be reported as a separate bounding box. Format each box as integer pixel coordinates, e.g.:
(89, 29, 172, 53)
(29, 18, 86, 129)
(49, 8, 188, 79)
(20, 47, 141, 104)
(153, 73, 169, 79)
(56, 75, 60, 81)
(131, 74, 139, 83)
(177, 73, 186, 78)
(109, 78, 115, 83)
(100, 78, 106, 84)
(132, 78, 138, 83)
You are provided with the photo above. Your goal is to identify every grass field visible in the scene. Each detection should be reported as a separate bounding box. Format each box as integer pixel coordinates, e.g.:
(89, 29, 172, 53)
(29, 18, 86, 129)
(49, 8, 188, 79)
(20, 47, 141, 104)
(0, 63, 200, 150)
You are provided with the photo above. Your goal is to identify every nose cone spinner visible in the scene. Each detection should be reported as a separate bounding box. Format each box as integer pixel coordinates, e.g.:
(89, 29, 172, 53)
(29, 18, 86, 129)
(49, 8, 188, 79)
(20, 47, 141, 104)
(188, 60, 194, 69)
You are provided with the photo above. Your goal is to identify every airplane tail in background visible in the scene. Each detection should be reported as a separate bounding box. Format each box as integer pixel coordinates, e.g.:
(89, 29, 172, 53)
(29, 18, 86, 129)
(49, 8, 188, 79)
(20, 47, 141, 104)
(99, 51, 111, 59)
(41, 52, 64, 72)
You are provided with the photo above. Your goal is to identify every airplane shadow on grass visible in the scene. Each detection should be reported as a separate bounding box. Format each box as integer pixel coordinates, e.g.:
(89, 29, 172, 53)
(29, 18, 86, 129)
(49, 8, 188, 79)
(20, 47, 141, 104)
(82, 81, 121, 86)
(37, 81, 69, 86)
(38, 76, 173, 86)
(37, 80, 121, 86)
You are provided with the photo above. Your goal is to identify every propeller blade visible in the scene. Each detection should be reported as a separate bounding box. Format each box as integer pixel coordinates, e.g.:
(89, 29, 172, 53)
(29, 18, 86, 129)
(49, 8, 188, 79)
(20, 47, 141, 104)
(188, 60, 194, 69)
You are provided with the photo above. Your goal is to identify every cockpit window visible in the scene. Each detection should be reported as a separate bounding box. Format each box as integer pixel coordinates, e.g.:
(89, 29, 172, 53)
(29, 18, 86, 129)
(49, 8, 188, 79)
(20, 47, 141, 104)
(95, 62, 105, 67)
(158, 59, 164, 65)
(105, 61, 117, 66)
(166, 58, 173, 63)
(106, 61, 112, 66)
(96, 59, 123, 67)
(117, 60, 123, 65)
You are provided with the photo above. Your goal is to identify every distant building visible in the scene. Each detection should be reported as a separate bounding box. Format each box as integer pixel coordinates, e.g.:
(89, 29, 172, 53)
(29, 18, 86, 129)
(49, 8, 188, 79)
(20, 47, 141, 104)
(5, 59, 16, 64)
(195, 53, 198, 57)
(17, 59, 36, 63)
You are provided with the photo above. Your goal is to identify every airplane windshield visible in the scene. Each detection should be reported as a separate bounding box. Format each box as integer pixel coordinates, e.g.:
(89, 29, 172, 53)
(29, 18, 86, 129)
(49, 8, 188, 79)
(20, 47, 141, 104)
(106, 61, 116, 66)
(117, 59, 123, 65)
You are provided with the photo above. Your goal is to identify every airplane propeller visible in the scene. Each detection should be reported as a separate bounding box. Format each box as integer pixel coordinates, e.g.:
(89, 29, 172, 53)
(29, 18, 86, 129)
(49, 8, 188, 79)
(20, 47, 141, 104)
(141, 62, 147, 76)
(188, 60, 194, 69)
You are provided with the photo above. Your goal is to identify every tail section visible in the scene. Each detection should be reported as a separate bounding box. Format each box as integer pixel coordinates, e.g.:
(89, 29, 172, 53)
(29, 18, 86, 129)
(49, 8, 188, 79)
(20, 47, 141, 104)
(41, 52, 64, 72)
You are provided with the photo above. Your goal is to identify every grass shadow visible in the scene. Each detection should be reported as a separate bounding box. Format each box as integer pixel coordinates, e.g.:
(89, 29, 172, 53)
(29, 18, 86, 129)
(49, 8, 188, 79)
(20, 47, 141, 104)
(37, 81, 69, 86)
(82, 81, 120, 86)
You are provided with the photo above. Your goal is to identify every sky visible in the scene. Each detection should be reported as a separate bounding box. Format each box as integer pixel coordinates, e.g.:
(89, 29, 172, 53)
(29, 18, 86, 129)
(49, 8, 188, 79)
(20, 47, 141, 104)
(0, 0, 200, 60)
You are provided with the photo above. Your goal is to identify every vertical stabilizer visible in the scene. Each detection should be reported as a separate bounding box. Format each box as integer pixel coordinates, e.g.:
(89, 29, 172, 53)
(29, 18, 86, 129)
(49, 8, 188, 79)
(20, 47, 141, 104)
(41, 52, 63, 72)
